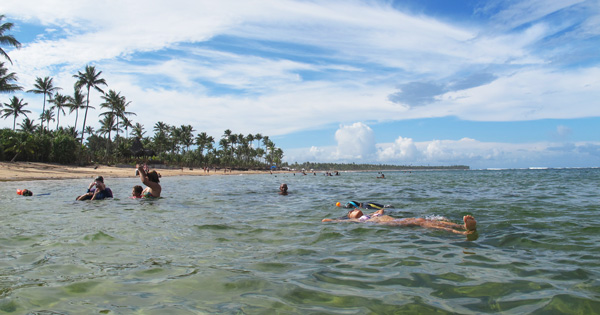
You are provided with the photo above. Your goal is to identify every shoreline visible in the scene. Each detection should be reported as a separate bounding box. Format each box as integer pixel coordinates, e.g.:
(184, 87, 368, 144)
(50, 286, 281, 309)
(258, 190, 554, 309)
(0, 162, 288, 182)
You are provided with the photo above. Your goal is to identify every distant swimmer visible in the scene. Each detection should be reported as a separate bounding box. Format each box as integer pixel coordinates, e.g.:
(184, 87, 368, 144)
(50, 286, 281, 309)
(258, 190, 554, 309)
(377, 173, 385, 179)
(322, 209, 477, 238)
(17, 189, 33, 196)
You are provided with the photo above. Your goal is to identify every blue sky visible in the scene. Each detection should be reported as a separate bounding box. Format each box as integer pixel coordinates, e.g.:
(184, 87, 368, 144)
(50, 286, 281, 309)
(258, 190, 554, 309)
(1, 0, 599, 169)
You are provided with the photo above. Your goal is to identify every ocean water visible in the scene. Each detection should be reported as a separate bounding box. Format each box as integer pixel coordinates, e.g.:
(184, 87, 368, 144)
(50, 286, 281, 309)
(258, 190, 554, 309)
(1, 169, 599, 314)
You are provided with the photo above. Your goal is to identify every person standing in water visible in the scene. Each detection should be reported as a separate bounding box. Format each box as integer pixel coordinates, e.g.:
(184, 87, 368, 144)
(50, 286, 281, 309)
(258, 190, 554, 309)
(136, 164, 161, 198)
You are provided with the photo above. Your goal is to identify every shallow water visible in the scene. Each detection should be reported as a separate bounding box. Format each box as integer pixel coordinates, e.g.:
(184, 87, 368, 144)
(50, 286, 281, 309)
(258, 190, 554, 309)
(1, 169, 599, 314)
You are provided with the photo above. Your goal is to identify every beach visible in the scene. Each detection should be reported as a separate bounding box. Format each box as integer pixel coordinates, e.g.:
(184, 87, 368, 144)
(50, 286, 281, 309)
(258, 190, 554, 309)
(0, 161, 279, 181)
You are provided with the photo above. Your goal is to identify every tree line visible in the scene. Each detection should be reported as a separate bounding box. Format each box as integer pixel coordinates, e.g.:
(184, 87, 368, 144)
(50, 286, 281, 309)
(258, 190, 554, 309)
(0, 14, 283, 169)
(287, 162, 469, 171)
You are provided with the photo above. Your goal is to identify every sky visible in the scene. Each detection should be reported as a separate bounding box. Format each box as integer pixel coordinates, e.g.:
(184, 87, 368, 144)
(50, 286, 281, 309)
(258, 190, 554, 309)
(1, 0, 599, 169)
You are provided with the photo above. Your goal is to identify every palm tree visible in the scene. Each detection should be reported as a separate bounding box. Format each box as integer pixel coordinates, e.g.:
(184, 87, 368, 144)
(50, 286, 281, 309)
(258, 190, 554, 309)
(195, 132, 212, 157)
(169, 125, 182, 154)
(98, 114, 117, 140)
(6, 133, 34, 162)
(1, 96, 30, 130)
(39, 109, 55, 132)
(180, 125, 195, 152)
(153, 121, 170, 155)
(67, 87, 86, 136)
(120, 116, 133, 139)
(100, 90, 135, 144)
(0, 15, 21, 64)
(73, 65, 107, 144)
(0, 62, 22, 93)
(132, 122, 145, 139)
(18, 117, 37, 133)
(85, 126, 95, 137)
(49, 93, 68, 130)
(27, 76, 61, 133)
(254, 132, 262, 150)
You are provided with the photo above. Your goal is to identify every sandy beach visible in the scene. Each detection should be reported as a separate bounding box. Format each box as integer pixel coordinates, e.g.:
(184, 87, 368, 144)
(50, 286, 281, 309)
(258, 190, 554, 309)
(0, 162, 281, 181)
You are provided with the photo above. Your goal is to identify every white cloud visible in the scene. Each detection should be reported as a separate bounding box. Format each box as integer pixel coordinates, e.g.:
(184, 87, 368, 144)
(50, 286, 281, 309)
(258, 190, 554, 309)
(377, 136, 419, 161)
(284, 123, 600, 168)
(334, 122, 376, 160)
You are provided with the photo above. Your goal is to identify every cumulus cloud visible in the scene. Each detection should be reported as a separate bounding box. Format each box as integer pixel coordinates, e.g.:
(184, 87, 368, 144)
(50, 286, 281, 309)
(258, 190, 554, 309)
(377, 136, 419, 161)
(334, 122, 376, 160)
(283, 122, 600, 168)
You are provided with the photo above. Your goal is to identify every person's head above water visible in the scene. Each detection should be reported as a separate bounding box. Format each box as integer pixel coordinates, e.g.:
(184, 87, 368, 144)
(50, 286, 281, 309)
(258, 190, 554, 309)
(95, 176, 104, 183)
(132, 185, 143, 198)
(347, 209, 364, 219)
(280, 183, 288, 192)
(17, 189, 33, 196)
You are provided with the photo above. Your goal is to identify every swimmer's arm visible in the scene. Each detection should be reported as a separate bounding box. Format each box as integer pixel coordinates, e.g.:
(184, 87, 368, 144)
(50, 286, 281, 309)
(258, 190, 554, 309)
(90, 189, 99, 200)
(136, 165, 159, 190)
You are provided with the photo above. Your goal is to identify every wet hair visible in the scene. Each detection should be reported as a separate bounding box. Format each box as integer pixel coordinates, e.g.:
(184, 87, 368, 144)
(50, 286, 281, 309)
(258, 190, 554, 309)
(95, 176, 104, 183)
(147, 170, 160, 183)
(133, 185, 143, 195)
(22, 189, 33, 196)
(280, 183, 288, 191)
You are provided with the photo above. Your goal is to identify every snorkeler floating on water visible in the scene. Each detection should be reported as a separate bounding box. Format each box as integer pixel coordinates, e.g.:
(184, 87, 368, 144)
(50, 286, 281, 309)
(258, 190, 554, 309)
(336, 201, 393, 210)
(322, 209, 477, 236)
(17, 189, 33, 196)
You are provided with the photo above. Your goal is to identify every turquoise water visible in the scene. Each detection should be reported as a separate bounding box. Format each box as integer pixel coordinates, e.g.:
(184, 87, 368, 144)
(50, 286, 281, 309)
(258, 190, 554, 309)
(1, 169, 599, 314)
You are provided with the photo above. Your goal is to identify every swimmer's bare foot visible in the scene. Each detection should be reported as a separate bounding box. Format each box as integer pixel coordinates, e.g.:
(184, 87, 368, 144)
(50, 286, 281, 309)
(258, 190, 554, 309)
(463, 215, 476, 231)
(322, 218, 333, 222)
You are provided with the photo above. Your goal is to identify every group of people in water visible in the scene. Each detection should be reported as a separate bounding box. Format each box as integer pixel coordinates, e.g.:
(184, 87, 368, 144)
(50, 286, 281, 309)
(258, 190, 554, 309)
(18, 166, 477, 238)
(75, 164, 161, 200)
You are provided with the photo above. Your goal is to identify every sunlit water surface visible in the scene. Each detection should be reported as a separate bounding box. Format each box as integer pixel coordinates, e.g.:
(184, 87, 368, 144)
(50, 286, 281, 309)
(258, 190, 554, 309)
(1, 169, 599, 314)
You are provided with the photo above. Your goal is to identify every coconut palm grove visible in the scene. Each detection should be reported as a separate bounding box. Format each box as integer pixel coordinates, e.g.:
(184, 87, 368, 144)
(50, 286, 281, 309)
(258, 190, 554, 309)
(0, 15, 284, 169)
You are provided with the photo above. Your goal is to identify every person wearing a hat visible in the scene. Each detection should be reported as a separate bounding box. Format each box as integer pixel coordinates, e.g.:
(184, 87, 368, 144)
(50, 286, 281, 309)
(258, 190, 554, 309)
(76, 176, 113, 201)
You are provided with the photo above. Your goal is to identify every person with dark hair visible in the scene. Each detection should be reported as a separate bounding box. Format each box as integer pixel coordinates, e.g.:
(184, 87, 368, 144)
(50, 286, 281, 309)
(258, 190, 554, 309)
(136, 164, 161, 198)
(279, 183, 288, 195)
(17, 189, 33, 196)
(76, 176, 113, 200)
(132, 185, 144, 198)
